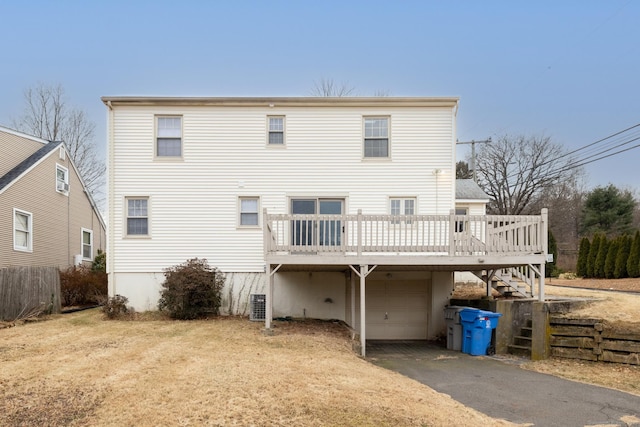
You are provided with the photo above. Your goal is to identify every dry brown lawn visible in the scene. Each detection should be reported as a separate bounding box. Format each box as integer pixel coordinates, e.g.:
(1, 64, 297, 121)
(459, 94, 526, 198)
(0, 310, 514, 427)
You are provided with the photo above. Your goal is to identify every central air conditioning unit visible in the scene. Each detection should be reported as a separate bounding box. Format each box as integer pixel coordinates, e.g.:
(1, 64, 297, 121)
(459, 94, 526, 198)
(249, 294, 266, 321)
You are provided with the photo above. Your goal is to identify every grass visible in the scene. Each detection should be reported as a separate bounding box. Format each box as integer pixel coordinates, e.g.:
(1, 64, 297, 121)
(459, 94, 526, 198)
(0, 310, 512, 426)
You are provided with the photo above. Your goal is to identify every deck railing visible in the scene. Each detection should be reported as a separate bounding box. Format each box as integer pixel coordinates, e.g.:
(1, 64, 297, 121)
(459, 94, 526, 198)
(264, 209, 548, 257)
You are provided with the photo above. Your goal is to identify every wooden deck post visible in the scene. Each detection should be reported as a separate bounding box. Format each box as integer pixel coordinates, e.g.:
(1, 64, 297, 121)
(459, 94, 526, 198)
(357, 209, 363, 256)
(449, 209, 455, 255)
(359, 264, 367, 357)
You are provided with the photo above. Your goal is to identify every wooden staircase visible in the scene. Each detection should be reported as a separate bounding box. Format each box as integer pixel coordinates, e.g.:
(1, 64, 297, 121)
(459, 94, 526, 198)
(472, 265, 540, 298)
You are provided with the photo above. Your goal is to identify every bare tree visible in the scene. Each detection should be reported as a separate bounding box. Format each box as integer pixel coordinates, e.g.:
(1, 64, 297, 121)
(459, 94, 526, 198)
(311, 78, 356, 97)
(12, 83, 105, 204)
(474, 134, 581, 215)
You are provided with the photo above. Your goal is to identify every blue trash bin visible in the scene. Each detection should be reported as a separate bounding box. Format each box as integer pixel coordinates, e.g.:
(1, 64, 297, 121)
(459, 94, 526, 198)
(460, 309, 502, 356)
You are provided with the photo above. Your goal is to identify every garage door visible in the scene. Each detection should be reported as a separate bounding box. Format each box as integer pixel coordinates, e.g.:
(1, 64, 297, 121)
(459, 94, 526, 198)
(366, 280, 429, 340)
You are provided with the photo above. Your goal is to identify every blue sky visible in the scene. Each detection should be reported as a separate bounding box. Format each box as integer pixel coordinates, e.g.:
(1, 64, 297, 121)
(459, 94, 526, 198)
(1, 1, 638, 190)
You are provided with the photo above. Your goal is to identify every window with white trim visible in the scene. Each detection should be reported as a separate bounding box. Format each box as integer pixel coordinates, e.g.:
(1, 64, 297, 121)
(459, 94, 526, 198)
(156, 116, 182, 157)
(364, 117, 389, 158)
(14, 208, 33, 252)
(126, 197, 149, 236)
(239, 197, 260, 226)
(82, 228, 93, 260)
(56, 164, 69, 194)
(267, 116, 285, 145)
(390, 198, 415, 224)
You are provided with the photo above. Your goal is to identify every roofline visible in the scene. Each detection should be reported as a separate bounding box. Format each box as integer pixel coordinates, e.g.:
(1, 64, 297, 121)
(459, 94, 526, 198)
(456, 198, 491, 203)
(0, 125, 49, 145)
(101, 96, 459, 108)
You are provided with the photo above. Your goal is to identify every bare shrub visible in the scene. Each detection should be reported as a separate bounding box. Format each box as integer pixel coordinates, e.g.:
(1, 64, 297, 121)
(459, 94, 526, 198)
(59, 265, 107, 307)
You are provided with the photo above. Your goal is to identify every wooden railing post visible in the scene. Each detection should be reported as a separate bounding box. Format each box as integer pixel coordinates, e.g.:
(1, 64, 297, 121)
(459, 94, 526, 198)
(357, 209, 363, 256)
(448, 209, 455, 255)
(263, 208, 269, 258)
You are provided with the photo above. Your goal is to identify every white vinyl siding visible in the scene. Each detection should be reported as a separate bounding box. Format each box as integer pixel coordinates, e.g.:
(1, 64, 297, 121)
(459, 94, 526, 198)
(156, 116, 182, 157)
(110, 105, 455, 273)
(82, 228, 93, 260)
(14, 208, 33, 252)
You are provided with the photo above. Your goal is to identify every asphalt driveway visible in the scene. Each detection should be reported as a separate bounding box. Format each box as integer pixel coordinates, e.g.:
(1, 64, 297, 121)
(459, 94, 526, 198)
(367, 341, 640, 427)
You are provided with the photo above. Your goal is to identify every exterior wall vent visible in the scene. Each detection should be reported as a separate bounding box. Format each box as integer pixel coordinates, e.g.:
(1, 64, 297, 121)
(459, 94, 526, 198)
(250, 294, 266, 321)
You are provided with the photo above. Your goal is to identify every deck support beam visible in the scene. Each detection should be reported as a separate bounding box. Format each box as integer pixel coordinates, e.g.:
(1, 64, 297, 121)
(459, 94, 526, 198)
(265, 263, 282, 330)
(349, 264, 377, 357)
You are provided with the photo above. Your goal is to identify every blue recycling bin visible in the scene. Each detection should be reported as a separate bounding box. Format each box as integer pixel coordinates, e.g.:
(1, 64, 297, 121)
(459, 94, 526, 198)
(460, 308, 502, 356)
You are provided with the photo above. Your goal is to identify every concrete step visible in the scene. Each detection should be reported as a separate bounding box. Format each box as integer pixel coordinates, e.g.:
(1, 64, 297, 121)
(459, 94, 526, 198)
(514, 335, 532, 346)
(519, 326, 533, 338)
(508, 344, 532, 357)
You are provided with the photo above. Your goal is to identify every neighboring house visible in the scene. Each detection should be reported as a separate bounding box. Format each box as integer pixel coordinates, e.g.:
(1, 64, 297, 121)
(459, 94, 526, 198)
(0, 126, 106, 268)
(103, 97, 548, 355)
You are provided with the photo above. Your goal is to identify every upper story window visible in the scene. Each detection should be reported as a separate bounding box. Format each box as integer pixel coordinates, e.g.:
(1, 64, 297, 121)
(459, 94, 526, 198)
(126, 197, 149, 236)
(14, 208, 33, 252)
(82, 228, 93, 260)
(156, 116, 182, 157)
(267, 116, 285, 145)
(56, 164, 69, 194)
(239, 197, 260, 227)
(364, 117, 389, 158)
(390, 198, 415, 224)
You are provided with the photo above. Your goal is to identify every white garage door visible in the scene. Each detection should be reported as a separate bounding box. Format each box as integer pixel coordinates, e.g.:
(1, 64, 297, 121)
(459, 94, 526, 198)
(366, 280, 429, 340)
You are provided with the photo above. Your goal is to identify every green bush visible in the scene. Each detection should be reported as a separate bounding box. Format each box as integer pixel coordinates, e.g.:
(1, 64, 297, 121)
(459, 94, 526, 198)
(595, 235, 609, 279)
(614, 235, 632, 279)
(546, 230, 558, 277)
(604, 238, 618, 279)
(59, 265, 108, 307)
(158, 258, 225, 320)
(576, 237, 590, 277)
(586, 234, 601, 278)
(627, 231, 640, 278)
(102, 295, 130, 319)
(92, 249, 106, 273)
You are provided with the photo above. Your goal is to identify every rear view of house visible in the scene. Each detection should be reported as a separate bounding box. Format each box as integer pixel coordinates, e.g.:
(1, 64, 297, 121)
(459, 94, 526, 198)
(0, 126, 105, 268)
(104, 97, 548, 355)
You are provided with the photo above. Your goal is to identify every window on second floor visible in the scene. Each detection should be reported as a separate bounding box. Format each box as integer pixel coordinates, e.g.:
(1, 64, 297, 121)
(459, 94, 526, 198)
(364, 117, 389, 158)
(267, 116, 285, 145)
(390, 198, 415, 224)
(239, 197, 260, 227)
(126, 197, 149, 236)
(14, 208, 33, 252)
(82, 228, 93, 260)
(56, 164, 69, 194)
(156, 116, 182, 157)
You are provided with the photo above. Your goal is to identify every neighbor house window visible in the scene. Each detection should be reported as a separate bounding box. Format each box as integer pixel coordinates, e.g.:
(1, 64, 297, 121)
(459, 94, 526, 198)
(390, 198, 415, 224)
(156, 116, 182, 157)
(364, 117, 389, 158)
(239, 197, 259, 226)
(455, 208, 468, 232)
(267, 116, 285, 145)
(82, 228, 93, 260)
(126, 197, 149, 236)
(56, 164, 69, 194)
(14, 208, 33, 252)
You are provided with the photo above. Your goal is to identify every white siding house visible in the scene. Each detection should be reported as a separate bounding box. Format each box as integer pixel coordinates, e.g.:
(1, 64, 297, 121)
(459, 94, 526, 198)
(104, 97, 548, 356)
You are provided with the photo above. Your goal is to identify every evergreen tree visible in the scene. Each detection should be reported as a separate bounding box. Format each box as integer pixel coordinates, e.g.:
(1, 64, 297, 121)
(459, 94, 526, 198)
(614, 235, 632, 279)
(580, 185, 636, 237)
(547, 230, 558, 277)
(627, 231, 640, 278)
(604, 238, 618, 279)
(586, 234, 601, 278)
(577, 237, 590, 277)
(595, 235, 609, 279)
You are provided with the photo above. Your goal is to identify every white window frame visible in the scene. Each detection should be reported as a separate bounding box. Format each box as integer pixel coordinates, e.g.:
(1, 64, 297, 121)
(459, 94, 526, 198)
(56, 164, 69, 195)
(363, 117, 390, 159)
(267, 116, 285, 146)
(238, 197, 260, 228)
(125, 197, 150, 237)
(455, 207, 469, 233)
(155, 116, 183, 158)
(13, 208, 33, 252)
(390, 197, 416, 224)
(81, 228, 93, 260)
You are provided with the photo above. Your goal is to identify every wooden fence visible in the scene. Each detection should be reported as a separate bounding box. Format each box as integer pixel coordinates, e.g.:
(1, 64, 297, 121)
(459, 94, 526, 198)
(0, 266, 61, 321)
(550, 316, 640, 365)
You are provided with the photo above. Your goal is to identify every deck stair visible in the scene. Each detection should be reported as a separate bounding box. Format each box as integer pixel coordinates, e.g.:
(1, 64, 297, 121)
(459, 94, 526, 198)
(491, 268, 531, 298)
(508, 318, 533, 357)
